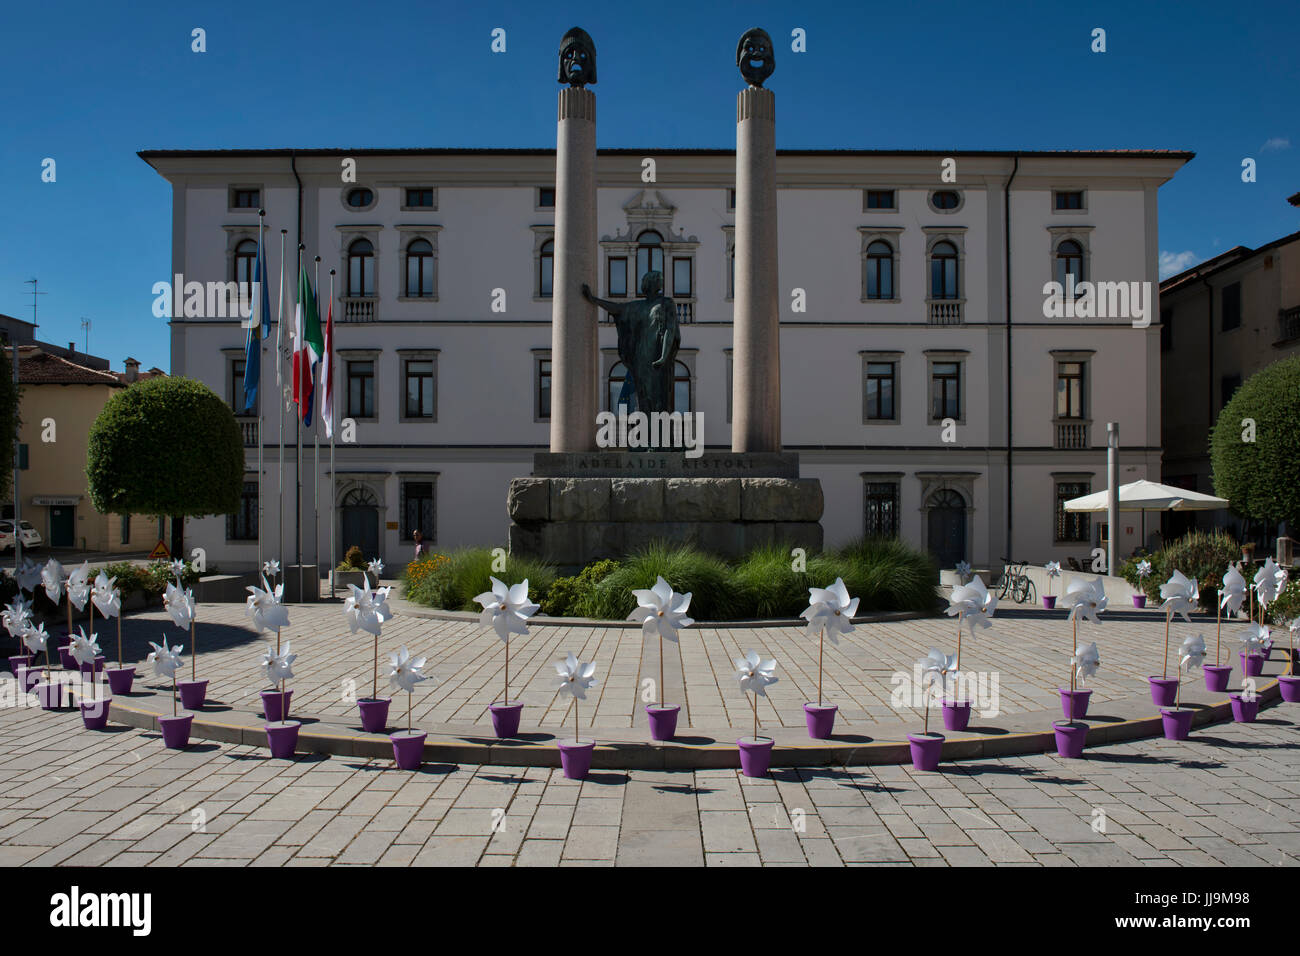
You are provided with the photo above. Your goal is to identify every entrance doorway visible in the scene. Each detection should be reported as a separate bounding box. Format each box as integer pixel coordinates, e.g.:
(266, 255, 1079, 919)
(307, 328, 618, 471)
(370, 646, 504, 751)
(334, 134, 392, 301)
(926, 488, 967, 569)
(340, 487, 380, 564)
(49, 506, 75, 548)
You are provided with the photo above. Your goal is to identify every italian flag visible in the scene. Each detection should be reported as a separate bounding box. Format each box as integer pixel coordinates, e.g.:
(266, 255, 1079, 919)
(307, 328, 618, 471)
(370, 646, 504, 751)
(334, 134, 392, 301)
(293, 264, 324, 421)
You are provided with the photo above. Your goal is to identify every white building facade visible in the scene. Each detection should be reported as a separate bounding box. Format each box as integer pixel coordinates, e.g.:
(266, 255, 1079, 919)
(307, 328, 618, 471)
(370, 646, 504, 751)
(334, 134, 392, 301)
(143, 147, 1189, 574)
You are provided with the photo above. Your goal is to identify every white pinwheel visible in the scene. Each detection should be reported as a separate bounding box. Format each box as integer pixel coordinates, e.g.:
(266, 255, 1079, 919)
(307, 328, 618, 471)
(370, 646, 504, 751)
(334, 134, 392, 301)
(69, 626, 101, 668)
(169, 558, 187, 579)
(367, 557, 385, 577)
(1160, 569, 1199, 623)
(920, 648, 958, 698)
(555, 652, 598, 700)
(630, 576, 695, 643)
(955, 560, 972, 583)
(91, 572, 121, 619)
(1240, 623, 1268, 658)
(263, 559, 281, 578)
(2, 596, 32, 638)
(259, 642, 296, 685)
(735, 650, 778, 696)
(146, 641, 183, 679)
(16, 558, 42, 594)
(474, 577, 539, 642)
(1220, 564, 1247, 615)
(22, 621, 50, 657)
(343, 575, 394, 637)
(66, 561, 92, 611)
(1253, 557, 1285, 607)
(1071, 641, 1101, 684)
(246, 575, 290, 633)
(1045, 561, 1062, 579)
(164, 580, 196, 630)
(1179, 634, 1207, 672)
(800, 578, 858, 644)
(946, 575, 997, 635)
(1063, 577, 1108, 624)
(1136, 559, 1152, 580)
(41, 558, 65, 604)
(386, 646, 429, 694)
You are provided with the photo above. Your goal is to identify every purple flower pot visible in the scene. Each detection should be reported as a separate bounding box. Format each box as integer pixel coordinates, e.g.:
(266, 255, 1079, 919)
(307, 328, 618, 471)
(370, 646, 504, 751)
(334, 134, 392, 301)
(391, 730, 427, 770)
(1042, 595, 1057, 610)
(1132, 594, 1147, 608)
(488, 701, 523, 738)
(79, 656, 105, 675)
(907, 732, 945, 772)
(157, 713, 193, 749)
(1240, 652, 1264, 678)
(261, 689, 293, 722)
(1148, 676, 1178, 707)
(18, 666, 42, 694)
(1058, 688, 1092, 720)
(1160, 708, 1194, 741)
(177, 679, 208, 711)
(34, 681, 71, 711)
(1203, 664, 1232, 693)
(80, 697, 111, 730)
(1278, 675, 1300, 703)
(266, 720, 301, 759)
(737, 737, 774, 778)
(58, 646, 76, 670)
(9, 654, 31, 675)
(941, 699, 971, 731)
(1053, 720, 1088, 758)
(105, 666, 135, 696)
(646, 704, 680, 741)
(358, 697, 391, 733)
(1228, 693, 1258, 723)
(802, 703, 837, 739)
(558, 738, 596, 779)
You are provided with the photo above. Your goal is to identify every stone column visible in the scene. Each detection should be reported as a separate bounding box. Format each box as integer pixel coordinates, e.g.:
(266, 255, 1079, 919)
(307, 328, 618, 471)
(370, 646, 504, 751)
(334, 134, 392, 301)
(731, 86, 780, 453)
(550, 86, 598, 452)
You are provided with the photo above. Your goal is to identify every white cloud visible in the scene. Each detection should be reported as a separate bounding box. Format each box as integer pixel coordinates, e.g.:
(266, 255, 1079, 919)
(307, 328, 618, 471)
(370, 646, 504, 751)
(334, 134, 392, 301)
(1160, 250, 1199, 279)
(1261, 137, 1291, 152)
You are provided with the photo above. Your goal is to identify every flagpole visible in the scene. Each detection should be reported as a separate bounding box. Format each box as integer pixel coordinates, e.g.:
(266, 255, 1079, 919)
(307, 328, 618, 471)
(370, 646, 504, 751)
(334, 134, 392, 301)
(328, 269, 337, 600)
(277, 229, 287, 573)
(296, 242, 304, 605)
(256, 210, 266, 577)
(313, 255, 321, 601)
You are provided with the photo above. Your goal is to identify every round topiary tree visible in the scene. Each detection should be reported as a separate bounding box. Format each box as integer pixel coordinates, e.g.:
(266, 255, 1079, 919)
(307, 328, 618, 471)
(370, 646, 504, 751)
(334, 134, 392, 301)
(1210, 355, 1300, 529)
(86, 376, 244, 556)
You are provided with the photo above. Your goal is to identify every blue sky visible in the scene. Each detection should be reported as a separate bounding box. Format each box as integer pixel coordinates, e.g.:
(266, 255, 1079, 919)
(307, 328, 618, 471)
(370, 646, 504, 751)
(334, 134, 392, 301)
(2, 0, 1296, 374)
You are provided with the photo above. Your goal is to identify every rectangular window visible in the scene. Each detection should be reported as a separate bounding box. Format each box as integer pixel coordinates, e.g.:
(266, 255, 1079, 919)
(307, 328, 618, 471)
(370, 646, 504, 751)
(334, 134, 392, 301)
(865, 189, 896, 210)
(401, 481, 435, 541)
(230, 187, 260, 209)
(726, 188, 736, 211)
(537, 356, 552, 421)
(539, 246, 553, 297)
(538, 187, 555, 208)
(348, 360, 375, 418)
(864, 481, 900, 537)
(1055, 361, 1086, 419)
(607, 257, 627, 297)
(404, 188, 435, 208)
(1056, 481, 1091, 542)
(404, 359, 435, 418)
(1222, 282, 1241, 331)
(231, 359, 246, 412)
(864, 361, 896, 421)
(1054, 190, 1085, 210)
(930, 362, 961, 420)
(672, 257, 693, 297)
(120, 514, 130, 545)
(227, 481, 258, 541)
(727, 249, 735, 300)
(1220, 374, 1241, 408)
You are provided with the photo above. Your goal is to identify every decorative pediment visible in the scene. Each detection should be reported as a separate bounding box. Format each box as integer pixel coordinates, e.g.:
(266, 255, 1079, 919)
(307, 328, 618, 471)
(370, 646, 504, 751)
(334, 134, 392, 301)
(602, 190, 696, 244)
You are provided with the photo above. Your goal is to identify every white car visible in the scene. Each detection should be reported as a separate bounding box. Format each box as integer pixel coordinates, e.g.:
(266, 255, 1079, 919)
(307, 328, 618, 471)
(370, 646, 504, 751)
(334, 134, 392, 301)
(0, 520, 42, 550)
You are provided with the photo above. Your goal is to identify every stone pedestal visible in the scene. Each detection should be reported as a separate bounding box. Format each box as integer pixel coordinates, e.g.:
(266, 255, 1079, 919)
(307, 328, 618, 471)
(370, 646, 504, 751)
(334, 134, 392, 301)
(508, 454, 822, 570)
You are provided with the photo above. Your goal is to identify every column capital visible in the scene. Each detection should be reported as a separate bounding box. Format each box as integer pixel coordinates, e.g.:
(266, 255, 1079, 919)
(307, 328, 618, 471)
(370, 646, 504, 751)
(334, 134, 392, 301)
(558, 86, 596, 122)
(736, 86, 775, 122)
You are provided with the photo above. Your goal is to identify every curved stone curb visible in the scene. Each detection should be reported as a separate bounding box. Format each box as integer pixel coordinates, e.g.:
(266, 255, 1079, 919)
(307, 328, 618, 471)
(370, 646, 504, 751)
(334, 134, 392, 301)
(83, 659, 1292, 770)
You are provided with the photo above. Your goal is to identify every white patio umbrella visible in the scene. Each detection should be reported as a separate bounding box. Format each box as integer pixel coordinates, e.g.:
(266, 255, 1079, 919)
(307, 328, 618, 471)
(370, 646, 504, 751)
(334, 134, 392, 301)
(1063, 479, 1229, 547)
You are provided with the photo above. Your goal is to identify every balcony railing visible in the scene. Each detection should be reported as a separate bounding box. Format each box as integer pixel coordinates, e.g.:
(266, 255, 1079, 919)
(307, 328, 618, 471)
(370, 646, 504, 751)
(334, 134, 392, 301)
(342, 296, 376, 322)
(1279, 306, 1300, 344)
(237, 417, 258, 448)
(676, 301, 694, 324)
(1055, 421, 1089, 450)
(928, 300, 962, 325)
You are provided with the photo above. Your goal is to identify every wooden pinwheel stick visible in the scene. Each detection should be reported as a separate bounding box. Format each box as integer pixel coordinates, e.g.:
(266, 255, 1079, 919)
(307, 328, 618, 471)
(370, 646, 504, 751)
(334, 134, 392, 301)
(1215, 603, 1221, 668)
(923, 687, 930, 735)
(171, 674, 177, 717)
(752, 691, 758, 742)
(955, 610, 964, 673)
(281, 675, 288, 721)
(505, 638, 510, 705)
(817, 622, 825, 706)
(659, 632, 664, 709)
(117, 615, 123, 668)
(1071, 616, 1077, 692)
(408, 690, 412, 733)
(372, 634, 378, 700)
(190, 619, 196, 682)
(574, 695, 580, 745)
(1163, 607, 1172, 679)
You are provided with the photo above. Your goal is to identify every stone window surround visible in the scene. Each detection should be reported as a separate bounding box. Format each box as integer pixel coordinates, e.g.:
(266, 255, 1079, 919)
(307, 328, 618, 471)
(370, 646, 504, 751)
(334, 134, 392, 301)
(859, 350, 903, 425)
(397, 472, 440, 545)
(1051, 187, 1088, 215)
(395, 224, 442, 302)
(924, 227, 967, 305)
(338, 347, 382, 423)
(226, 474, 260, 542)
(336, 225, 382, 300)
(861, 188, 899, 214)
(724, 347, 732, 424)
(916, 471, 979, 555)
(1047, 225, 1094, 290)
(220, 346, 247, 410)
(924, 348, 969, 426)
(859, 226, 904, 303)
(531, 226, 554, 301)
(227, 184, 263, 214)
(1051, 472, 1093, 544)
(599, 348, 697, 413)
(927, 189, 965, 215)
(334, 474, 389, 510)
(860, 471, 905, 538)
(396, 347, 439, 423)
(341, 185, 378, 213)
(222, 225, 264, 294)
(400, 185, 439, 212)
(532, 348, 551, 423)
(722, 225, 735, 302)
(599, 235, 699, 303)
(535, 186, 556, 211)
(1050, 348, 1095, 425)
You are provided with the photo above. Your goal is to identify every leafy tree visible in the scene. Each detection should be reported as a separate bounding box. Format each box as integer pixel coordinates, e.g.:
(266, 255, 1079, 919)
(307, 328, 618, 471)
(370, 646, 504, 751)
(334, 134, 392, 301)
(1210, 355, 1300, 528)
(86, 377, 243, 555)
(0, 347, 19, 503)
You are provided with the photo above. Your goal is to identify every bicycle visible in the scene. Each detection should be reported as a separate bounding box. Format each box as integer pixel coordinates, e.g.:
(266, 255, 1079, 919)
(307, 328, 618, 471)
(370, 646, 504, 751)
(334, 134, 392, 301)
(997, 557, 1037, 605)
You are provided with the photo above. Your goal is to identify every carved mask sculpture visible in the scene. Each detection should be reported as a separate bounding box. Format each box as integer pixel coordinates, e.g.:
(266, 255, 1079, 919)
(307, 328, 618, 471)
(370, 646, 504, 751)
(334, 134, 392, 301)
(736, 28, 775, 87)
(558, 27, 597, 87)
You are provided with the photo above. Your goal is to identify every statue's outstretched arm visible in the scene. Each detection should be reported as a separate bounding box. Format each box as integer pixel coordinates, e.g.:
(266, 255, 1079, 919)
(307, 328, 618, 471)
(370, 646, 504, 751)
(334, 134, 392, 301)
(581, 283, 623, 317)
(652, 315, 679, 368)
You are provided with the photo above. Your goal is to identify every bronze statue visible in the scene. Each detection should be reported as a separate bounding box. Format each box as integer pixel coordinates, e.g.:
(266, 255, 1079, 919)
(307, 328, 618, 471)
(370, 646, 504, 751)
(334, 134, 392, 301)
(583, 271, 680, 415)
(736, 28, 775, 87)
(558, 27, 597, 87)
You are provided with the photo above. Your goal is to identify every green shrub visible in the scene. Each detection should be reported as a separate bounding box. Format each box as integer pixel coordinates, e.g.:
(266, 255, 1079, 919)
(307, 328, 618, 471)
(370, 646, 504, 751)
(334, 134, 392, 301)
(541, 559, 620, 617)
(818, 537, 941, 614)
(1265, 578, 1300, 627)
(1211, 355, 1300, 527)
(587, 541, 738, 621)
(342, 546, 365, 570)
(403, 547, 555, 611)
(1147, 528, 1240, 609)
(731, 543, 812, 618)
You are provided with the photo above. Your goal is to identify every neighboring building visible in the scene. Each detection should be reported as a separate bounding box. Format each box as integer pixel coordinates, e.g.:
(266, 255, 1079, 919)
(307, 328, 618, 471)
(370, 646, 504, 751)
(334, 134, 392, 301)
(1159, 229, 1300, 542)
(0, 311, 111, 371)
(13, 346, 163, 552)
(143, 147, 1190, 573)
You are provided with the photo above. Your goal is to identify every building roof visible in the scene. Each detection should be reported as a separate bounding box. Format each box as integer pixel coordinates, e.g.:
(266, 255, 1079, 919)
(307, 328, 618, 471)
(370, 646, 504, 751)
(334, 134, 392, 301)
(112, 367, 166, 384)
(1160, 229, 1300, 294)
(1290, 191, 1300, 207)
(17, 347, 124, 387)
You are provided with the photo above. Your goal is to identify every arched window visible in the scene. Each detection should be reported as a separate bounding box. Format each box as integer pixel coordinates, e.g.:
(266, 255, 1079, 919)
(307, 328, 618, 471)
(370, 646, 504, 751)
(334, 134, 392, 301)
(234, 239, 257, 295)
(673, 360, 692, 413)
(866, 240, 894, 299)
(607, 361, 629, 411)
(405, 239, 434, 297)
(929, 241, 959, 299)
(539, 239, 553, 297)
(348, 239, 375, 297)
(636, 231, 663, 289)
(342, 486, 378, 507)
(1055, 239, 1085, 290)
